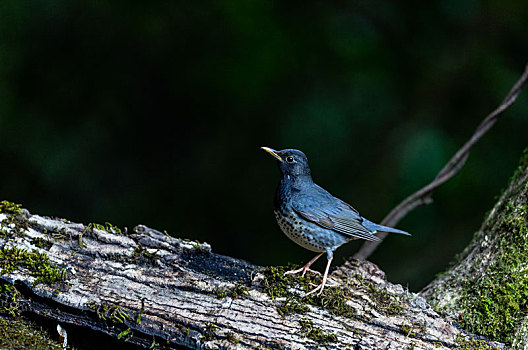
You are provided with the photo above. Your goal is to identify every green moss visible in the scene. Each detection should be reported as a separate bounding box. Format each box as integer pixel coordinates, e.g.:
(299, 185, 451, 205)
(87, 301, 130, 324)
(261, 265, 307, 298)
(298, 318, 337, 344)
(0, 201, 29, 236)
(277, 297, 310, 317)
(261, 265, 315, 297)
(214, 282, 249, 299)
(85, 222, 122, 234)
(182, 238, 203, 246)
(150, 337, 159, 349)
(48, 227, 68, 241)
(0, 200, 23, 215)
(117, 327, 133, 341)
(136, 297, 147, 325)
(201, 322, 217, 342)
(77, 232, 88, 248)
(214, 288, 228, 298)
(0, 247, 67, 286)
(454, 334, 499, 350)
(226, 332, 239, 344)
(0, 227, 10, 239)
(366, 282, 405, 316)
(306, 285, 357, 318)
(231, 283, 249, 298)
(131, 243, 158, 264)
(0, 283, 20, 316)
(0, 315, 65, 349)
(261, 265, 356, 318)
(450, 151, 528, 345)
(457, 200, 528, 344)
(181, 327, 190, 337)
(31, 237, 53, 250)
(399, 321, 425, 338)
(516, 147, 528, 177)
(400, 322, 414, 337)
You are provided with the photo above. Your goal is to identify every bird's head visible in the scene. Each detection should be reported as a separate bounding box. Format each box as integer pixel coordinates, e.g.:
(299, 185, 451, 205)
(261, 147, 311, 179)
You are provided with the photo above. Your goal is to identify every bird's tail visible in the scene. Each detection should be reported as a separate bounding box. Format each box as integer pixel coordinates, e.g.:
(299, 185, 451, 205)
(362, 219, 410, 236)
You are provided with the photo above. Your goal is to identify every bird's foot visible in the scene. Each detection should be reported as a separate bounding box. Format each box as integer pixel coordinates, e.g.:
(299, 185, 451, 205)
(284, 252, 325, 278)
(305, 279, 339, 296)
(308, 279, 339, 288)
(284, 267, 321, 277)
(304, 282, 326, 297)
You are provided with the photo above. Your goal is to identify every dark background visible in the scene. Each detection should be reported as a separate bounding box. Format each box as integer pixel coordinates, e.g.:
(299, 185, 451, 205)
(1, 1, 527, 291)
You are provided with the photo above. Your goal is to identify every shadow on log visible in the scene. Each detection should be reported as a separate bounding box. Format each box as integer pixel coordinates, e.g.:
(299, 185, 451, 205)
(0, 202, 504, 349)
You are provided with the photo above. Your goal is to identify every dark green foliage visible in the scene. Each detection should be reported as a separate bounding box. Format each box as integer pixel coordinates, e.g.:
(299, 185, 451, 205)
(1, 1, 527, 293)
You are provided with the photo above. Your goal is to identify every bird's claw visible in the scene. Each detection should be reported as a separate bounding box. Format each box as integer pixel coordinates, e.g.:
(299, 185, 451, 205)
(305, 279, 339, 296)
(303, 269, 322, 276)
(284, 267, 321, 277)
(304, 284, 324, 297)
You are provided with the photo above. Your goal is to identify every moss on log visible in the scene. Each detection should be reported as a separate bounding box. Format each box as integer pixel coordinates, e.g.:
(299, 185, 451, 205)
(0, 200, 501, 349)
(422, 149, 528, 348)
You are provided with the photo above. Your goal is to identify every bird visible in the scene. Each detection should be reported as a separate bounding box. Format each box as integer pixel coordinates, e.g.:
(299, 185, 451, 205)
(261, 147, 410, 296)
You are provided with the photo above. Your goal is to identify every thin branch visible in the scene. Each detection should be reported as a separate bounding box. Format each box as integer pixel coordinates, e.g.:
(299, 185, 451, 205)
(354, 63, 528, 261)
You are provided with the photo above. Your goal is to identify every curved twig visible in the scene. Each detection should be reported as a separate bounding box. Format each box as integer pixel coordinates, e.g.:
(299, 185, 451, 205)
(354, 63, 528, 261)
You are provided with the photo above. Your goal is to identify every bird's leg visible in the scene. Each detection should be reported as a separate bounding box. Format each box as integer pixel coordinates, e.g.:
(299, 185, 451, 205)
(284, 252, 324, 277)
(304, 255, 333, 297)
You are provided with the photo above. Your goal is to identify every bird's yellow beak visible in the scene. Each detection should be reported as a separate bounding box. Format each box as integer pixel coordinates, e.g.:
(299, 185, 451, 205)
(261, 147, 283, 162)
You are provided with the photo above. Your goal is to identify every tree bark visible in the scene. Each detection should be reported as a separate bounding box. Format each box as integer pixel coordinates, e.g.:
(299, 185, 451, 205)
(3, 149, 527, 350)
(422, 150, 528, 349)
(0, 208, 500, 349)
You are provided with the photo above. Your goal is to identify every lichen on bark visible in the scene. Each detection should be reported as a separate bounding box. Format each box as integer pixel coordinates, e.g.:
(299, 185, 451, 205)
(422, 148, 528, 347)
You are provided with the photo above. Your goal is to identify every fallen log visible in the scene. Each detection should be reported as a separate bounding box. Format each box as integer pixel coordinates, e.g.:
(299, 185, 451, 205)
(0, 202, 503, 349)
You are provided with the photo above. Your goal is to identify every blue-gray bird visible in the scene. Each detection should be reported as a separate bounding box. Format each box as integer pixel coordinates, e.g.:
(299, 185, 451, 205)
(261, 147, 410, 296)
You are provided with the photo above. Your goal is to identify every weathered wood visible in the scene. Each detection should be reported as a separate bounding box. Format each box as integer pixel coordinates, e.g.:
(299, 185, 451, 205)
(0, 208, 504, 349)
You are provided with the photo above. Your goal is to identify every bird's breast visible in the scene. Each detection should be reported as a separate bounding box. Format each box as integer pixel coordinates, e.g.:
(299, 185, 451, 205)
(273, 209, 327, 253)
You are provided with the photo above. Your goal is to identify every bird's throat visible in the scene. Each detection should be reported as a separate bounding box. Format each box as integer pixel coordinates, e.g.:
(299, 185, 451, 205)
(281, 173, 312, 186)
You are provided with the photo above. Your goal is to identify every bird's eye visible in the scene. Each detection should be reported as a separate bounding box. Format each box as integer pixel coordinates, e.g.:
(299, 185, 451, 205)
(286, 156, 294, 163)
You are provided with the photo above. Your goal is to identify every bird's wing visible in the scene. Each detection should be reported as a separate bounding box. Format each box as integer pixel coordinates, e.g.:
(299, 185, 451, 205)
(292, 191, 379, 241)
